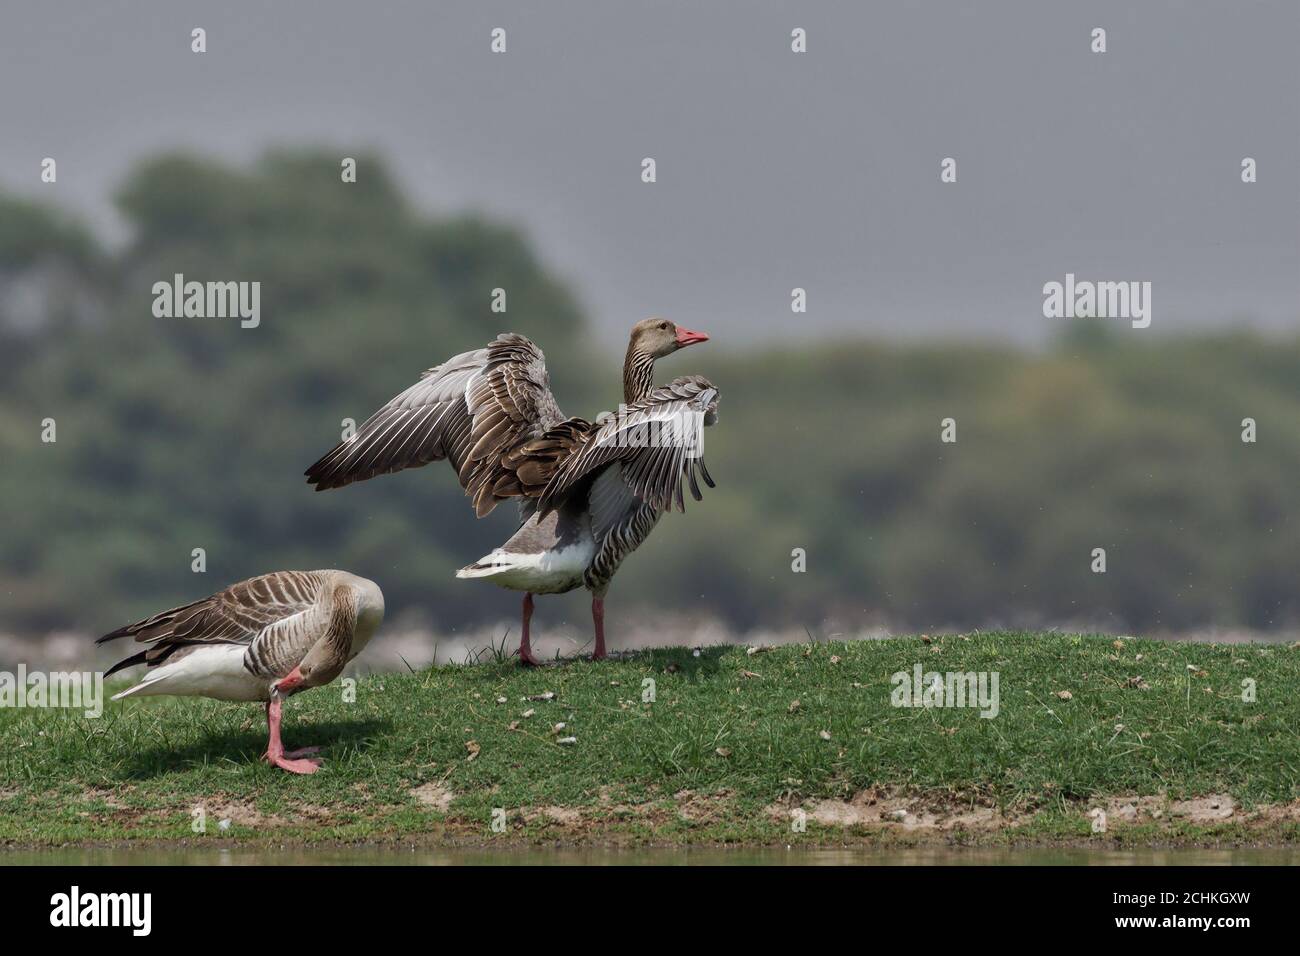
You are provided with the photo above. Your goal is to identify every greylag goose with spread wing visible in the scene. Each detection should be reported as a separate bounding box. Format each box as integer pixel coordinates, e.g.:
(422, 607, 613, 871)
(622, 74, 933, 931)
(304, 319, 717, 665)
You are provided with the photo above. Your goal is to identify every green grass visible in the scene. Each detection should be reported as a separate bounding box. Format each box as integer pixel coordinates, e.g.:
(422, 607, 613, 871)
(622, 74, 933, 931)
(1, 632, 1298, 847)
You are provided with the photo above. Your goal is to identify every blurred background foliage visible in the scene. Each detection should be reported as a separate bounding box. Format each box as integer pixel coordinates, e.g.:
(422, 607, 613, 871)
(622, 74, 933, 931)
(2, 150, 1298, 637)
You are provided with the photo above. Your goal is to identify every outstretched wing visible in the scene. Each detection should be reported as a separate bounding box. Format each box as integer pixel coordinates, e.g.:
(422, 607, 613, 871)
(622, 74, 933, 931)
(535, 375, 718, 520)
(97, 571, 326, 676)
(304, 334, 563, 516)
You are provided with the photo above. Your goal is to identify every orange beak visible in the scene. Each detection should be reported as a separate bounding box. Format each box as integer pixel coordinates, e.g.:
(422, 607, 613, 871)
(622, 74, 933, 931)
(674, 327, 710, 347)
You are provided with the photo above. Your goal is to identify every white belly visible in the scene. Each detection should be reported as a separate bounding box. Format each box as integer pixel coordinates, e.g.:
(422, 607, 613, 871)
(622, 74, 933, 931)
(456, 539, 596, 594)
(111, 645, 269, 703)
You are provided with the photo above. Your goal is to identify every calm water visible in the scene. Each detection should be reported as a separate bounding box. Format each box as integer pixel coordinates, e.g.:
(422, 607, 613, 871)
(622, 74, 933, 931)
(4, 847, 1298, 865)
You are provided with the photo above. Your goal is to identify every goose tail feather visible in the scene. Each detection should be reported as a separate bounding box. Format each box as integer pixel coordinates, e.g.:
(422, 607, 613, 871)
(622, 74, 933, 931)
(110, 671, 171, 701)
(455, 561, 509, 579)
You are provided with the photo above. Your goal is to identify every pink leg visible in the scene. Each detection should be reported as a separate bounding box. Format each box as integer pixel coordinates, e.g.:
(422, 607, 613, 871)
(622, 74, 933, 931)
(591, 596, 607, 661)
(518, 593, 541, 667)
(262, 694, 321, 775)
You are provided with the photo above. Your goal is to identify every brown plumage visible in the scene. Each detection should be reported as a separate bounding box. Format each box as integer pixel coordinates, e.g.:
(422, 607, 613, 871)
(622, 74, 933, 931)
(304, 318, 718, 664)
(98, 570, 385, 774)
(305, 333, 564, 516)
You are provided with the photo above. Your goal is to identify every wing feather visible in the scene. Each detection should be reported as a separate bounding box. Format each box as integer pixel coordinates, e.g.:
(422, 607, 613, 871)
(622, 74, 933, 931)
(98, 571, 328, 675)
(304, 334, 564, 517)
(536, 376, 719, 517)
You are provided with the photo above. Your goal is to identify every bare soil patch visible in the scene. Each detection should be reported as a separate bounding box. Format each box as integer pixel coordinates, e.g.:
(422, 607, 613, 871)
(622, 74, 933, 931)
(768, 787, 1030, 831)
(409, 782, 455, 812)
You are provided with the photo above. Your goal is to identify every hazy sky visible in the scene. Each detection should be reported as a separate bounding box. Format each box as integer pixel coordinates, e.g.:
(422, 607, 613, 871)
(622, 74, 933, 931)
(2, 0, 1296, 346)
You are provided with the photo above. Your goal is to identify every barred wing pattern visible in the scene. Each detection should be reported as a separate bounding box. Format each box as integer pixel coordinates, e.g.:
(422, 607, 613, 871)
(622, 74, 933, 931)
(305, 334, 564, 516)
(98, 570, 328, 676)
(537, 376, 718, 518)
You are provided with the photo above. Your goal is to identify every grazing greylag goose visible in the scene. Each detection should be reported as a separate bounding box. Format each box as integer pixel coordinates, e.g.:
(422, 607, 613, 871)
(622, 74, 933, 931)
(305, 318, 717, 665)
(98, 570, 384, 774)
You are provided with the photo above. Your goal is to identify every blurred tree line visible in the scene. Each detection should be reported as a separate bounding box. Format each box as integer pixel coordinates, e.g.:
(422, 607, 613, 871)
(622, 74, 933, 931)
(2, 151, 1298, 636)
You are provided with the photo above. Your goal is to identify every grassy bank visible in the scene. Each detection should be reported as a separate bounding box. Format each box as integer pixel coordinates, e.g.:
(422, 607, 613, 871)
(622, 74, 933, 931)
(2, 633, 1298, 848)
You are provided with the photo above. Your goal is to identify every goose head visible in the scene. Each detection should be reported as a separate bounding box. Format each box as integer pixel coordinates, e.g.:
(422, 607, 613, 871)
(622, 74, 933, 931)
(629, 317, 709, 359)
